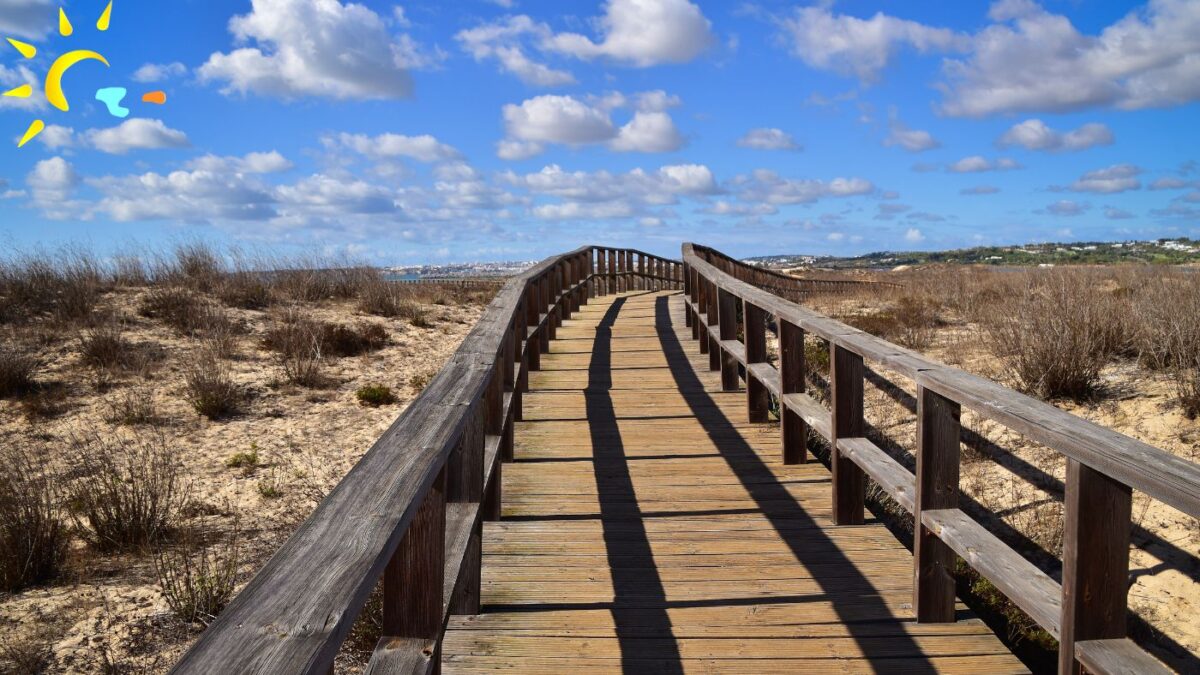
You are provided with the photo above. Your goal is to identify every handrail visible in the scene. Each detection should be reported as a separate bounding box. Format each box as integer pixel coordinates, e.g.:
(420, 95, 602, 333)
(682, 242, 1192, 675)
(173, 246, 683, 674)
(689, 243, 901, 294)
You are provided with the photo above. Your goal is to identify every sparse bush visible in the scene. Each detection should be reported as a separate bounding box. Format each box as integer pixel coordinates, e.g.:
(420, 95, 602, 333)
(138, 287, 203, 331)
(321, 322, 388, 357)
(256, 479, 282, 500)
(171, 243, 224, 292)
(155, 526, 240, 626)
(225, 448, 260, 473)
(80, 321, 130, 371)
(68, 430, 188, 552)
(357, 280, 403, 317)
(0, 628, 55, 674)
(980, 272, 1129, 400)
(0, 445, 68, 592)
(840, 294, 942, 350)
(184, 354, 242, 419)
(0, 250, 104, 324)
(263, 309, 325, 387)
(408, 371, 434, 393)
(356, 384, 397, 407)
(0, 346, 37, 397)
(1132, 273, 1200, 417)
(218, 272, 273, 310)
(104, 387, 159, 426)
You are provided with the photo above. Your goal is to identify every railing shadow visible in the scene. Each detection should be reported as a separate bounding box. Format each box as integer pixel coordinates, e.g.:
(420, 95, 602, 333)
(652, 294, 942, 673)
(585, 295, 684, 674)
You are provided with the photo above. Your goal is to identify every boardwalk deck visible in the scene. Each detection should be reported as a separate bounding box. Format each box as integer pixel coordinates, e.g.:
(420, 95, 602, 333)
(441, 291, 1028, 674)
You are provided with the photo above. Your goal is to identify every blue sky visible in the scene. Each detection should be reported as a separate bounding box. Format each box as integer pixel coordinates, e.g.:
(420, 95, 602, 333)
(1, 0, 1198, 263)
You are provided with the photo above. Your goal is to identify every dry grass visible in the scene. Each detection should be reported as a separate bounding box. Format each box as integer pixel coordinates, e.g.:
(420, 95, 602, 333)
(155, 525, 241, 626)
(264, 308, 326, 387)
(184, 353, 243, 420)
(67, 430, 189, 553)
(0, 345, 38, 398)
(0, 444, 68, 592)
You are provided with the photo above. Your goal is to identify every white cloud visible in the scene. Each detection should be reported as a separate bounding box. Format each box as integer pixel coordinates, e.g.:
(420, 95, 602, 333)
(186, 151, 295, 174)
(961, 185, 1000, 195)
(36, 125, 75, 150)
(732, 169, 874, 205)
(85, 119, 190, 155)
(1068, 164, 1142, 194)
(1045, 199, 1087, 216)
(198, 0, 432, 100)
(132, 62, 188, 83)
(276, 175, 396, 215)
(545, 0, 716, 66)
(1149, 177, 1191, 190)
(947, 155, 1021, 173)
(330, 132, 461, 162)
(456, 16, 575, 86)
(532, 201, 636, 220)
(27, 156, 78, 203)
(610, 112, 684, 153)
(884, 112, 940, 152)
(775, 5, 968, 82)
(499, 92, 685, 157)
(0, 0, 53, 38)
(737, 128, 801, 151)
(905, 228, 926, 242)
(1104, 206, 1135, 220)
(940, 0, 1200, 116)
(997, 119, 1114, 152)
(698, 201, 778, 216)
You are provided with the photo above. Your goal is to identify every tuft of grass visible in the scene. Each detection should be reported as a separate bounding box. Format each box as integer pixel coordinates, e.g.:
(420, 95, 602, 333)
(0, 445, 68, 592)
(356, 384, 397, 407)
(263, 309, 325, 387)
(225, 448, 260, 474)
(218, 272, 273, 310)
(104, 386, 159, 426)
(0, 346, 38, 398)
(408, 371, 434, 393)
(184, 354, 242, 420)
(138, 286, 204, 332)
(80, 321, 133, 373)
(68, 430, 189, 552)
(155, 525, 240, 626)
(256, 469, 283, 500)
(0, 628, 55, 674)
(321, 322, 388, 357)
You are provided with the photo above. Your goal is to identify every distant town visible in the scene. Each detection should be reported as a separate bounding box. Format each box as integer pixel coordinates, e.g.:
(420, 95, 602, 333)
(385, 260, 539, 279)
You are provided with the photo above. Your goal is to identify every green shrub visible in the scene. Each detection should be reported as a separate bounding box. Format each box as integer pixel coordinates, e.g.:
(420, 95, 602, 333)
(356, 385, 397, 407)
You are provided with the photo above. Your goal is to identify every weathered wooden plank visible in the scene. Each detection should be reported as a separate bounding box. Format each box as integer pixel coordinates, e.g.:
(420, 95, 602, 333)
(836, 437, 915, 513)
(1075, 639, 1172, 675)
(914, 386, 960, 623)
(365, 638, 436, 675)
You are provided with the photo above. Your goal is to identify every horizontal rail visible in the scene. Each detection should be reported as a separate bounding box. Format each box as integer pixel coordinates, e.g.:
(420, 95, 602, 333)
(682, 242, 1196, 675)
(174, 246, 682, 674)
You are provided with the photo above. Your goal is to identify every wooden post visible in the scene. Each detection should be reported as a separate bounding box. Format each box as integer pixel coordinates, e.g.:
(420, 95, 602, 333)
(609, 248, 619, 294)
(639, 254, 646, 292)
(830, 344, 865, 525)
(483, 369, 504, 522)
(684, 265, 693, 327)
(697, 274, 709, 353)
(525, 285, 541, 372)
(706, 281, 720, 372)
(539, 276, 551, 352)
(779, 320, 807, 464)
(717, 288, 738, 389)
(914, 386, 960, 622)
(383, 467, 445, 670)
(1059, 460, 1132, 674)
(446, 405, 483, 615)
(589, 249, 598, 298)
(745, 302, 768, 422)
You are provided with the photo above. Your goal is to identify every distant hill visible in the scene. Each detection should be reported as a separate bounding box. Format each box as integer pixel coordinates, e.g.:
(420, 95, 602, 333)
(746, 238, 1200, 270)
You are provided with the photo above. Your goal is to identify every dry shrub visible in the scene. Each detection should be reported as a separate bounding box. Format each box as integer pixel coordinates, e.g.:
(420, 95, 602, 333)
(104, 386, 159, 426)
(155, 525, 240, 626)
(0, 249, 104, 324)
(170, 243, 224, 292)
(80, 321, 131, 371)
(218, 272, 273, 310)
(1132, 273, 1200, 417)
(68, 430, 188, 552)
(1, 630, 54, 673)
(408, 370, 434, 393)
(263, 309, 325, 387)
(357, 279, 404, 317)
(184, 353, 242, 419)
(979, 271, 1129, 400)
(138, 287, 204, 331)
(356, 384, 396, 407)
(0, 445, 68, 592)
(841, 294, 943, 351)
(0, 346, 38, 397)
(322, 322, 388, 357)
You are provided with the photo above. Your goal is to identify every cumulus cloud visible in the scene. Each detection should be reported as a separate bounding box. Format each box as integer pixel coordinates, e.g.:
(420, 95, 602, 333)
(883, 112, 940, 152)
(456, 15, 575, 87)
(947, 156, 1021, 173)
(198, 0, 437, 100)
(1104, 206, 1135, 220)
(904, 228, 925, 242)
(997, 119, 1114, 152)
(1068, 164, 1142, 193)
(328, 132, 461, 162)
(737, 128, 801, 151)
(85, 119, 191, 155)
(499, 92, 685, 157)
(940, 0, 1200, 116)
(731, 169, 874, 205)
(1149, 177, 1192, 190)
(27, 156, 78, 204)
(186, 151, 295, 174)
(545, 0, 716, 66)
(0, 0, 53, 38)
(775, 5, 968, 82)
(132, 62, 188, 83)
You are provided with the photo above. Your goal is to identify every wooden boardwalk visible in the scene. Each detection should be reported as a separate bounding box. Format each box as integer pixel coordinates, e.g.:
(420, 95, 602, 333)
(442, 291, 1027, 674)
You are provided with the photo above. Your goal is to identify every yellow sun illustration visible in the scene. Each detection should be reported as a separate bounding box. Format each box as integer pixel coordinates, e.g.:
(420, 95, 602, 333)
(3, 2, 114, 148)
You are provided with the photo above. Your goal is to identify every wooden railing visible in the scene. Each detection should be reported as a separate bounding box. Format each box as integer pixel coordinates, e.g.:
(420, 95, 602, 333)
(171, 246, 683, 675)
(682, 243, 1198, 675)
(690, 244, 900, 299)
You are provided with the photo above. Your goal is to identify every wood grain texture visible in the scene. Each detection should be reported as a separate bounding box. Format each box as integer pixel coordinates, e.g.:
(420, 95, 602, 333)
(915, 387, 961, 623)
(440, 291, 1025, 674)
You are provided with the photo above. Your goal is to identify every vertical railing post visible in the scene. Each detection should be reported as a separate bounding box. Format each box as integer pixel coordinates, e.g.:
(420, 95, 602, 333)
(830, 344, 865, 525)
(684, 264, 693, 328)
(744, 302, 768, 422)
(717, 288, 738, 389)
(706, 280, 720, 371)
(638, 253, 646, 291)
(598, 249, 608, 297)
(1059, 461, 1132, 674)
(525, 284, 541, 373)
(779, 320, 807, 464)
(690, 268, 701, 340)
(588, 248, 597, 298)
(538, 275, 551, 352)
(483, 366, 505, 521)
(914, 386, 960, 622)
(696, 273, 709, 352)
(508, 313, 523, 430)
(609, 248, 618, 294)
(383, 467, 445, 674)
(446, 401, 483, 614)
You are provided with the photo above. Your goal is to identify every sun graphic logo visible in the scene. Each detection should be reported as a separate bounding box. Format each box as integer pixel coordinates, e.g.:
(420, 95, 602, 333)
(3, 2, 167, 148)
